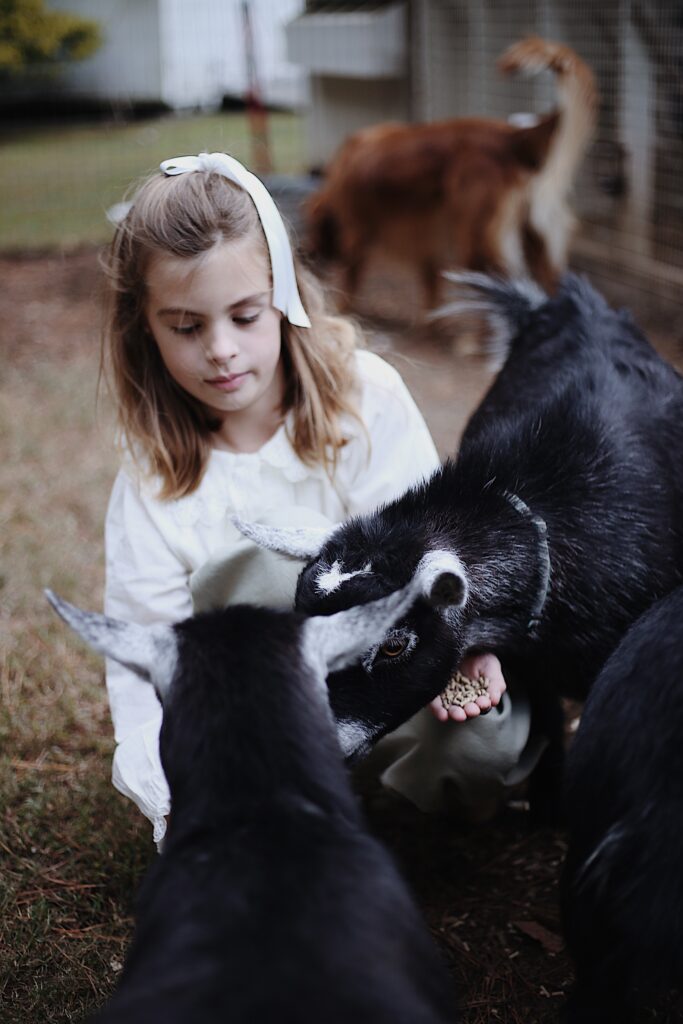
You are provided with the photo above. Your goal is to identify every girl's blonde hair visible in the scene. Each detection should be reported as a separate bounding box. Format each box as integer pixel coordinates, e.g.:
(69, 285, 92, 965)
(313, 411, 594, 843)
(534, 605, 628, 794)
(103, 169, 362, 499)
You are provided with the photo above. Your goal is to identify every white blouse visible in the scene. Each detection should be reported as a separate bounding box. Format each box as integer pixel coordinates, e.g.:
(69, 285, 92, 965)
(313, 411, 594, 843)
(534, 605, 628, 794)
(104, 350, 441, 841)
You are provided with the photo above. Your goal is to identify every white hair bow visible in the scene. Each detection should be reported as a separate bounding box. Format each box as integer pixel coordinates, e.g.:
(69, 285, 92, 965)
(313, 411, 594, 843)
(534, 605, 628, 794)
(160, 152, 311, 329)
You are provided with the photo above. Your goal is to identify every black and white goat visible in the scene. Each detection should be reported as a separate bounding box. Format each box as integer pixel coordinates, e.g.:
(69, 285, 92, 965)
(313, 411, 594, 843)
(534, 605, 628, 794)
(236, 274, 683, 815)
(561, 584, 683, 1023)
(46, 570, 457, 1024)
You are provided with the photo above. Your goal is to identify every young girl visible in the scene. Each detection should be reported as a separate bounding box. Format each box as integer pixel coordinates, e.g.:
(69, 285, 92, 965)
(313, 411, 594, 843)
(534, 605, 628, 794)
(102, 152, 521, 844)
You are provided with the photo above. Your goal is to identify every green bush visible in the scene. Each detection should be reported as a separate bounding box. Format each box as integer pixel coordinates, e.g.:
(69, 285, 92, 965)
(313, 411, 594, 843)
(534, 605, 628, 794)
(0, 0, 101, 72)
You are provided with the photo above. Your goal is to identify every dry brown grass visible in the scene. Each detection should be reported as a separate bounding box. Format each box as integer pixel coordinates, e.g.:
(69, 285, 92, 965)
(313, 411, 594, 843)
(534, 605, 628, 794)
(3, 250, 681, 1024)
(0, 248, 568, 1024)
(1, 253, 153, 1022)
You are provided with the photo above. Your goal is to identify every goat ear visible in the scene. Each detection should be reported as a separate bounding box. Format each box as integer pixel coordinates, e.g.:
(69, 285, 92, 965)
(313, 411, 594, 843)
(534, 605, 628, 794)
(413, 550, 469, 608)
(302, 576, 423, 676)
(45, 590, 178, 702)
(231, 515, 334, 560)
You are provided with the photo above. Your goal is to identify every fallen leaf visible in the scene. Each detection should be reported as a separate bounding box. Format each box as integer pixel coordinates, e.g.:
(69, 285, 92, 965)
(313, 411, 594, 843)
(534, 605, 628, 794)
(512, 919, 565, 955)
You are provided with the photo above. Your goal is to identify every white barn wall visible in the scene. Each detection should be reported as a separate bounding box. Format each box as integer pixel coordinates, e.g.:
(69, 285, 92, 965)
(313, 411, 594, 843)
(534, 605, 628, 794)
(46, 0, 306, 109)
(250, 0, 308, 108)
(46, 0, 164, 103)
(159, 0, 243, 109)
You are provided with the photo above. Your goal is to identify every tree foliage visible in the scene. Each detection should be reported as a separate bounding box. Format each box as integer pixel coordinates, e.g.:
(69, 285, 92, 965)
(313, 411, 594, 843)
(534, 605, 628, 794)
(0, 0, 101, 72)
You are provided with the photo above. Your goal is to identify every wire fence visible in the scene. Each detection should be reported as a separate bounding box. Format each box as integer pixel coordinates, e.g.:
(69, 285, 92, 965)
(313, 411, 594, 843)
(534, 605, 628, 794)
(407, 0, 683, 320)
(2, 0, 682, 324)
(290, 0, 683, 321)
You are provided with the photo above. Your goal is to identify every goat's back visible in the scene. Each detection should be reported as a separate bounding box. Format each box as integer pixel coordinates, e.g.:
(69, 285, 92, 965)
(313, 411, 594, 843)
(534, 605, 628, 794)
(561, 585, 683, 1016)
(455, 276, 683, 692)
(460, 276, 683, 556)
(464, 276, 683, 445)
(92, 606, 455, 1024)
(94, 810, 455, 1024)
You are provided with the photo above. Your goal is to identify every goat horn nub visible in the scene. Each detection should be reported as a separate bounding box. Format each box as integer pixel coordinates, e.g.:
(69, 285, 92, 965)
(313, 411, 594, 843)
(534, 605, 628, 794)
(414, 550, 469, 608)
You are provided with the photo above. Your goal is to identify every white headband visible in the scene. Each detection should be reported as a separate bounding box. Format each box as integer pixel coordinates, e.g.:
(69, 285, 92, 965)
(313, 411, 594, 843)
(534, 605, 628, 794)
(160, 152, 311, 329)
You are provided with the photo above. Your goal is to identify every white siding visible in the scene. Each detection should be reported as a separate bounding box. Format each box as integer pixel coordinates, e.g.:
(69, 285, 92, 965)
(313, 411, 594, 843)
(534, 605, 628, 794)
(46, 0, 305, 109)
(46, 0, 163, 103)
(248, 0, 308, 108)
(159, 0, 242, 109)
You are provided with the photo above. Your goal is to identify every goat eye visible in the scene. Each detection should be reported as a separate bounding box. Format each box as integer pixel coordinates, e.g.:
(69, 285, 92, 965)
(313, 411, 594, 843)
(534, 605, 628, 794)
(379, 636, 409, 658)
(363, 629, 417, 673)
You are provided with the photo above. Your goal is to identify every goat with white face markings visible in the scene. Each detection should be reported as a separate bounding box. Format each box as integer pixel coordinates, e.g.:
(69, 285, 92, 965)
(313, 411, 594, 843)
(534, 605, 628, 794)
(46, 580, 456, 1024)
(561, 584, 683, 1023)
(237, 274, 683, 819)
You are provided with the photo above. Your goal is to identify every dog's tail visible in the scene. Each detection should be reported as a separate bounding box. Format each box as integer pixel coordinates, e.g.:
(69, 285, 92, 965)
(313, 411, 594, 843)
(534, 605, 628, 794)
(499, 36, 598, 200)
(499, 37, 599, 270)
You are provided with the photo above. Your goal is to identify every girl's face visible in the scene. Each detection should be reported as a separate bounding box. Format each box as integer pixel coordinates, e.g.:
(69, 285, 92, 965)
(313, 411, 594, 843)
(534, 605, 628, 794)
(145, 237, 284, 433)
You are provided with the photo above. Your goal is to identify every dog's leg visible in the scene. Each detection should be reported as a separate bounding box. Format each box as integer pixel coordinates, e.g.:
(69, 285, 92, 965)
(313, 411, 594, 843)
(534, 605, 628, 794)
(336, 230, 369, 312)
(522, 222, 560, 293)
(419, 258, 441, 311)
(338, 260, 362, 312)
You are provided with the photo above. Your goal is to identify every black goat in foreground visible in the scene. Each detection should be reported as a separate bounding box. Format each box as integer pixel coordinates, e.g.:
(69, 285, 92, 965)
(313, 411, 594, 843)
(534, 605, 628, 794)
(236, 274, 683, 816)
(561, 584, 683, 1023)
(46, 579, 456, 1024)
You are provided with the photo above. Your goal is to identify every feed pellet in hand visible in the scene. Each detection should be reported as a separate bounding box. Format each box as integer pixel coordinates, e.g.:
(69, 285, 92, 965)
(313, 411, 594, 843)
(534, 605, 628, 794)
(440, 671, 490, 709)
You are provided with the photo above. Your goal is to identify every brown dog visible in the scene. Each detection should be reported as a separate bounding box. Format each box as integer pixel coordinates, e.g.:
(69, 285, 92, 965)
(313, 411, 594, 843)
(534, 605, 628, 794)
(307, 37, 598, 314)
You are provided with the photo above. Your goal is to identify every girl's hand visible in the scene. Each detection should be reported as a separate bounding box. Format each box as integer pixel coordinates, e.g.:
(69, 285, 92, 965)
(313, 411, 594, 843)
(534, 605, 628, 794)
(428, 652, 506, 723)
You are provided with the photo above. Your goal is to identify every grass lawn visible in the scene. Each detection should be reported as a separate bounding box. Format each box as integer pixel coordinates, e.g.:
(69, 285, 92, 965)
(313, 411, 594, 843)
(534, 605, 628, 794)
(0, 253, 153, 1022)
(0, 110, 305, 251)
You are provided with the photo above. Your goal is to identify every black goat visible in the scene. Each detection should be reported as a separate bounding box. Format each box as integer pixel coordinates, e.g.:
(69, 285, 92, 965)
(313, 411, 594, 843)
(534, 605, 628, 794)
(46, 581, 456, 1024)
(561, 584, 683, 1023)
(236, 275, 683, 815)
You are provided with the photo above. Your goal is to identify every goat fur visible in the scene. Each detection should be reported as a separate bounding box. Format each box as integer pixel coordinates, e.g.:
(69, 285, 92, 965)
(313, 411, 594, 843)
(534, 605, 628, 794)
(290, 274, 683, 816)
(47, 591, 456, 1024)
(561, 584, 683, 1022)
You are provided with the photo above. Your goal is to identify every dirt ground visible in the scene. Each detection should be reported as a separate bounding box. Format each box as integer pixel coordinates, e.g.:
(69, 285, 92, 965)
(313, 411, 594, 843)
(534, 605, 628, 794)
(3, 248, 683, 1023)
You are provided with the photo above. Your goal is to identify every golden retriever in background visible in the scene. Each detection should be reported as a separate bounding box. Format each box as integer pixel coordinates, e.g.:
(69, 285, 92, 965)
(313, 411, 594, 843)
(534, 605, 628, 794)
(307, 37, 598, 314)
